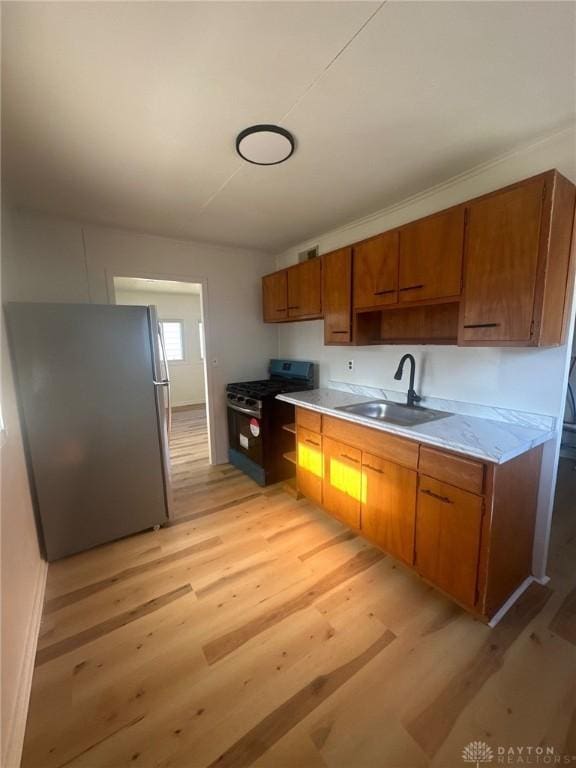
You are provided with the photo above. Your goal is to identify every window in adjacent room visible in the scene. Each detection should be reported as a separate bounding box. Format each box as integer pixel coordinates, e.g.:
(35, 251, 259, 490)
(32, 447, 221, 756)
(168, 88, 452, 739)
(160, 320, 184, 362)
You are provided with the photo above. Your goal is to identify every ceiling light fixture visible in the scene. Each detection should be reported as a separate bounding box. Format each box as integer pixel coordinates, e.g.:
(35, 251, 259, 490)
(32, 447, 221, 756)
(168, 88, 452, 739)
(236, 124, 295, 166)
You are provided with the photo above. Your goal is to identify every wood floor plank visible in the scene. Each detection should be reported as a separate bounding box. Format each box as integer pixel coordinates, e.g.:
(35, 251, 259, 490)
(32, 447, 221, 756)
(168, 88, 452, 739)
(207, 629, 396, 768)
(44, 537, 221, 613)
(203, 547, 385, 665)
(550, 586, 576, 645)
(405, 582, 552, 757)
(36, 584, 193, 666)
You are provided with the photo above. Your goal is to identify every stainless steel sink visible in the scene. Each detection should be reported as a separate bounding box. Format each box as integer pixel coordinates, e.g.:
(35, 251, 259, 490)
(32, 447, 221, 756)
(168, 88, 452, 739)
(335, 400, 451, 427)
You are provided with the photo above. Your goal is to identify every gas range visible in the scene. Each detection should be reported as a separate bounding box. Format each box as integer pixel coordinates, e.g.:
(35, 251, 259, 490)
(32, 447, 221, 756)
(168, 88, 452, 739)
(226, 359, 316, 485)
(226, 379, 310, 418)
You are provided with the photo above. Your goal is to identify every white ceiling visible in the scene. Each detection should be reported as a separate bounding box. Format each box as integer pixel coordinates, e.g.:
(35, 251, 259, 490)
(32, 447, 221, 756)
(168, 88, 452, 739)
(114, 277, 201, 295)
(3, 2, 575, 252)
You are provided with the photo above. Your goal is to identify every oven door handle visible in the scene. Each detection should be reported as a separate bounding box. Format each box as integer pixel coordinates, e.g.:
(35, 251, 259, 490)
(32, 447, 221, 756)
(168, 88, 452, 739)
(227, 402, 260, 418)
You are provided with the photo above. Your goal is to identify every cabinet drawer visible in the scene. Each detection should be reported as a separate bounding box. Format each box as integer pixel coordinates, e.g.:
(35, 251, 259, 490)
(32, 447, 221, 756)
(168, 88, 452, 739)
(296, 427, 323, 505)
(296, 407, 322, 434)
(322, 415, 418, 469)
(419, 446, 485, 495)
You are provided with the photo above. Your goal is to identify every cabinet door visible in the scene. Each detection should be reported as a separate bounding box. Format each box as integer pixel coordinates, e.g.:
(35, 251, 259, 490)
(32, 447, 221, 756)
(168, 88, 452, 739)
(296, 426, 323, 505)
(399, 207, 464, 303)
(322, 437, 362, 528)
(262, 271, 287, 322)
(415, 477, 483, 608)
(459, 179, 544, 344)
(361, 453, 417, 565)
(323, 247, 353, 344)
(353, 231, 399, 309)
(287, 259, 322, 319)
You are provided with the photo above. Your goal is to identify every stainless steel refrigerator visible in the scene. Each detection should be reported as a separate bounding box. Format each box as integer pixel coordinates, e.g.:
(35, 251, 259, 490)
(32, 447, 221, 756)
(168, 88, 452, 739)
(6, 302, 173, 561)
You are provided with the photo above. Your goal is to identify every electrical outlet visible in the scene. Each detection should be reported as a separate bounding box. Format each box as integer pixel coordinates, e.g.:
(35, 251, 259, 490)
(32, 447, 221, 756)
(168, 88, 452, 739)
(346, 360, 354, 372)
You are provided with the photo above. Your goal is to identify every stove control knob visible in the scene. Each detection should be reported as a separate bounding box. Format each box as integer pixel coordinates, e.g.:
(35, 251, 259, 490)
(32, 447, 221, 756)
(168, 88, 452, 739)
(245, 398, 256, 407)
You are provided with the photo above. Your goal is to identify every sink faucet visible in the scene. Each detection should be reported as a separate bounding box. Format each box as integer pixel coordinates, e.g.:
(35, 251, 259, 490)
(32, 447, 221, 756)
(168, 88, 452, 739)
(393, 354, 422, 408)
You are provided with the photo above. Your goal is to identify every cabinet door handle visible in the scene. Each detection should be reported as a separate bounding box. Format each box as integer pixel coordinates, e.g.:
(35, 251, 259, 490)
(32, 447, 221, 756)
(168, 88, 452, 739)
(373, 289, 396, 296)
(287, 305, 300, 310)
(276, 308, 287, 313)
(421, 488, 453, 504)
(332, 330, 349, 334)
(399, 284, 425, 292)
(363, 464, 383, 475)
(463, 322, 500, 329)
(305, 438, 320, 447)
(340, 453, 359, 464)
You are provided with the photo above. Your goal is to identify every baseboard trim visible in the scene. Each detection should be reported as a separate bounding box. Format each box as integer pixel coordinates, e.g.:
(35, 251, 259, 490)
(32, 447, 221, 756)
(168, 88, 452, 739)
(2, 560, 48, 768)
(533, 574, 551, 586)
(488, 576, 534, 628)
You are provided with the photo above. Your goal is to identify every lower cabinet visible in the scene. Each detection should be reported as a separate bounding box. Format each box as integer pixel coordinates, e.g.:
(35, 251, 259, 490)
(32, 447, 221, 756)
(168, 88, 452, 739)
(322, 436, 361, 528)
(294, 406, 543, 621)
(361, 453, 417, 566)
(296, 426, 323, 506)
(414, 477, 484, 608)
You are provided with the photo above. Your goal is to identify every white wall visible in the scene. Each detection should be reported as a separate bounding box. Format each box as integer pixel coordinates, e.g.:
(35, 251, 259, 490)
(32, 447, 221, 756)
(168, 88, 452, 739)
(1, 203, 47, 768)
(115, 288, 205, 407)
(277, 125, 576, 580)
(4, 212, 277, 464)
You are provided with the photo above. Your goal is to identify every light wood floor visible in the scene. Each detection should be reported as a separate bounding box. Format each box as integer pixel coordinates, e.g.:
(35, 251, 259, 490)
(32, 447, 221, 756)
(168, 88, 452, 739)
(21, 409, 576, 768)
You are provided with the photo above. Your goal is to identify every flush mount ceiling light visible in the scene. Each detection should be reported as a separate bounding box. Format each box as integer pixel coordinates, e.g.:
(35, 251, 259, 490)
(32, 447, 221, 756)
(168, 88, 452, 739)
(236, 124, 295, 166)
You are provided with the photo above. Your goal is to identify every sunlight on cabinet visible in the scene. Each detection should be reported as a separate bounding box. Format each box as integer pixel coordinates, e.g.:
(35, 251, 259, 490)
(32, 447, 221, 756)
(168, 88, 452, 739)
(296, 441, 323, 478)
(329, 457, 366, 503)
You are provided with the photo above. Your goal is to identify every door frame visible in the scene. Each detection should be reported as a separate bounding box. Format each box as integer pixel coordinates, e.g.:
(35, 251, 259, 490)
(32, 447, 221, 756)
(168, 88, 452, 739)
(105, 269, 216, 465)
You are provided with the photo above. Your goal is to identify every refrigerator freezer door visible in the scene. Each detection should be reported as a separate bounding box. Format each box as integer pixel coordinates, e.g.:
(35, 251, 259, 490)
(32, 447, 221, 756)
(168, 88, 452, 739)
(6, 303, 171, 561)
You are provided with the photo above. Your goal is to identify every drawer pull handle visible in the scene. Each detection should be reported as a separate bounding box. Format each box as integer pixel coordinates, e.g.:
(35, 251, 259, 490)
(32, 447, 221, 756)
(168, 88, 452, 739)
(276, 308, 287, 312)
(373, 289, 396, 296)
(421, 488, 453, 504)
(305, 438, 320, 447)
(399, 284, 424, 292)
(341, 453, 359, 464)
(363, 464, 383, 475)
(332, 331, 349, 334)
(287, 305, 300, 310)
(463, 322, 500, 329)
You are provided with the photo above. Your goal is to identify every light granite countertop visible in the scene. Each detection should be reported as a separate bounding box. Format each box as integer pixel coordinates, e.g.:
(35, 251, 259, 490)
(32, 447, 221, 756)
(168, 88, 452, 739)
(276, 388, 555, 464)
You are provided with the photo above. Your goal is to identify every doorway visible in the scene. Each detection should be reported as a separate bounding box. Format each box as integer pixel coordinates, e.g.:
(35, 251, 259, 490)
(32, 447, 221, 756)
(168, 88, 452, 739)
(112, 276, 212, 518)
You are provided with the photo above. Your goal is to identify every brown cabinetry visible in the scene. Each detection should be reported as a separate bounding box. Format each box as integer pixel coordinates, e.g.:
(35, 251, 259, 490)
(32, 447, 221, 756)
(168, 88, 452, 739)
(415, 477, 484, 608)
(294, 406, 544, 621)
(262, 270, 288, 322)
(399, 207, 464, 303)
(262, 170, 575, 347)
(322, 436, 362, 528)
(353, 231, 399, 310)
(287, 259, 322, 319)
(323, 247, 353, 344)
(460, 171, 576, 346)
(296, 425, 323, 506)
(361, 453, 417, 565)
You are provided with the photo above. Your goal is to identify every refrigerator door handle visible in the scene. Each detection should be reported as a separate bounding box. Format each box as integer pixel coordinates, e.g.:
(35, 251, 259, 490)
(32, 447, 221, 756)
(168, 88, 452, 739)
(157, 322, 173, 437)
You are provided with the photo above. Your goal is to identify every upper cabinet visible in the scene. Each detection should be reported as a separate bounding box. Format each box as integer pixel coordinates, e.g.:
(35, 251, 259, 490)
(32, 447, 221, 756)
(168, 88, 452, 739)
(262, 169, 576, 348)
(287, 258, 322, 319)
(262, 260, 322, 323)
(262, 270, 288, 322)
(353, 231, 399, 310)
(323, 247, 353, 344)
(459, 171, 576, 346)
(399, 207, 464, 303)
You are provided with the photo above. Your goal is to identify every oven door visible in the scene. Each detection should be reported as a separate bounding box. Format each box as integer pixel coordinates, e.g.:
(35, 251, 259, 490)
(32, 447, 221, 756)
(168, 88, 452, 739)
(227, 405, 264, 469)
